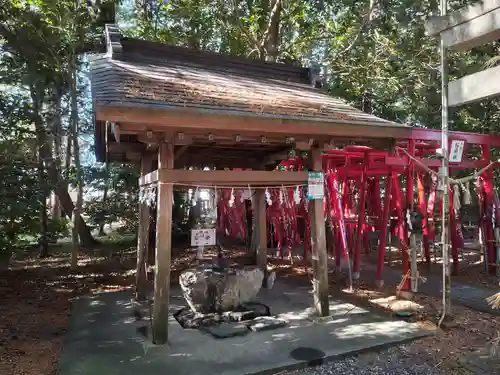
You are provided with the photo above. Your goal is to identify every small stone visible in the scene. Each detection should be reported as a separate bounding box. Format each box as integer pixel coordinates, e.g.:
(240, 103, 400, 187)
(226, 310, 256, 322)
(202, 322, 249, 338)
(247, 316, 287, 332)
(310, 315, 335, 324)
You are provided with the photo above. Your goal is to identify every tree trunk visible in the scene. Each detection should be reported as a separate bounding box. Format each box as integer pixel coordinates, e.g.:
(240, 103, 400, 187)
(70, 59, 83, 269)
(65, 132, 72, 173)
(37, 144, 49, 258)
(98, 161, 109, 236)
(30, 82, 50, 258)
(51, 88, 63, 220)
(263, 0, 282, 62)
(30, 86, 96, 247)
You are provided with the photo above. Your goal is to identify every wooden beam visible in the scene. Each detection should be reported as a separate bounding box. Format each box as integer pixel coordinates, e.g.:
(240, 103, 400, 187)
(158, 169, 308, 186)
(174, 132, 194, 146)
(264, 150, 291, 165)
(295, 140, 313, 151)
(255, 189, 268, 275)
(440, 7, 500, 51)
(152, 141, 174, 345)
(108, 141, 144, 154)
(96, 106, 411, 140)
(174, 145, 189, 160)
(137, 132, 161, 144)
(139, 170, 159, 186)
(136, 153, 153, 301)
(125, 151, 142, 161)
(448, 65, 500, 106)
(425, 0, 500, 37)
(309, 147, 329, 317)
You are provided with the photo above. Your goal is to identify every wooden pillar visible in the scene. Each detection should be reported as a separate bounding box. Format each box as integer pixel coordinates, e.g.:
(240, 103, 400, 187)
(152, 141, 174, 345)
(135, 153, 153, 301)
(255, 189, 268, 277)
(309, 147, 329, 316)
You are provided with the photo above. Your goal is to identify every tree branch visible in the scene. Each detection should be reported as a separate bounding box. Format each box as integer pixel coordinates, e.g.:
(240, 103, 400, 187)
(260, 0, 282, 50)
(230, 0, 262, 57)
(333, 1, 378, 58)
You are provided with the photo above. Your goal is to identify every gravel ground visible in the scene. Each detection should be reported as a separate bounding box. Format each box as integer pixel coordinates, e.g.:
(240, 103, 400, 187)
(280, 346, 446, 375)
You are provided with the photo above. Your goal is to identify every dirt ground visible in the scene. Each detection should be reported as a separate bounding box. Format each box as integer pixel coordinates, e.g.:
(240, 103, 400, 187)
(0, 241, 498, 375)
(361, 241, 500, 289)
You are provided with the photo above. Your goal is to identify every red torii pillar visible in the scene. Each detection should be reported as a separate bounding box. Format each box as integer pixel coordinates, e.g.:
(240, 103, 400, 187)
(481, 146, 497, 275)
(417, 173, 431, 264)
(352, 153, 369, 279)
(376, 172, 393, 287)
(404, 139, 415, 292)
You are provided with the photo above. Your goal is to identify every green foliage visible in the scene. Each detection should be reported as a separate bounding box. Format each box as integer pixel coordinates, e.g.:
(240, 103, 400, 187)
(84, 164, 140, 232)
(0, 0, 118, 252)
(0, 90, 41, 253)
(47, 217, 70, 242)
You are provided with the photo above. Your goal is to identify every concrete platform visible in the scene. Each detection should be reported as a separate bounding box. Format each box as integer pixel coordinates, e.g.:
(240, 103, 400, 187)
(57, 280, 432, 375)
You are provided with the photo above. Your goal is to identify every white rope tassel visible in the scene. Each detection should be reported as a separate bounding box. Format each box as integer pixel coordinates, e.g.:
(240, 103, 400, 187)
(265, 188, 272, 206)
(191, 186, 199, 206)
(293, 186, 301, 205)
(453, 184, 461, 211)
(462, 181, 471, 205)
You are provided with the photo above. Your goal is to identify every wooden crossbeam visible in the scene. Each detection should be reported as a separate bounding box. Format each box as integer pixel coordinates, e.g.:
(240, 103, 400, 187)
(157, 169, 308, 187)
(96, 106, 411, 139)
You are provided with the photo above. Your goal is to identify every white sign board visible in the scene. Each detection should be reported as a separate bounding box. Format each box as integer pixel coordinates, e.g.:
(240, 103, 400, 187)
(191, 228, 216, 247)
(307, 172, 324, 200)
(449, 140, 465, 163)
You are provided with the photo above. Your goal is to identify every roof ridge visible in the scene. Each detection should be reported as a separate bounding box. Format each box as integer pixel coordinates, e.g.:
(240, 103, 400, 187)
(103, 24, 312, 85)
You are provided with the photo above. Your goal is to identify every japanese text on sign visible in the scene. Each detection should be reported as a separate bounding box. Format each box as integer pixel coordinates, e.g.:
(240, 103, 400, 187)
(449, 140, 465, 163)
(307, 171, 324, 200)
(191, 228, 216, 247)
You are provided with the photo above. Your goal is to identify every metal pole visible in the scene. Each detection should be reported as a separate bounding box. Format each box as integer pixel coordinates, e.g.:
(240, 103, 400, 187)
(439, 0, 452, 325)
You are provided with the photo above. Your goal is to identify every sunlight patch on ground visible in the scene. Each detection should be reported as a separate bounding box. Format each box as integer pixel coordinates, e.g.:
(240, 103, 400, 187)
(370, 295, 425, 313)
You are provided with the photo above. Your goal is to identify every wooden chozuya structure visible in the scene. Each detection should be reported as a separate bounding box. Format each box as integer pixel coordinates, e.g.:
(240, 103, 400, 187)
(90, 24, 411, 344)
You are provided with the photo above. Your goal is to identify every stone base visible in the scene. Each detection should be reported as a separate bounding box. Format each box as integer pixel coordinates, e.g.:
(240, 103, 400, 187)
(202, 322, 249, 339)
(264, 271, 276, 289)
(375, 280, 384, 288)
(247, 316, 287, 332)
(174, 302, 271, 329)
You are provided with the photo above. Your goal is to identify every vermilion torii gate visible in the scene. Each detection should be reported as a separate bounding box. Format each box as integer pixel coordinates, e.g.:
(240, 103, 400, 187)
(280, 128, 500, 290)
